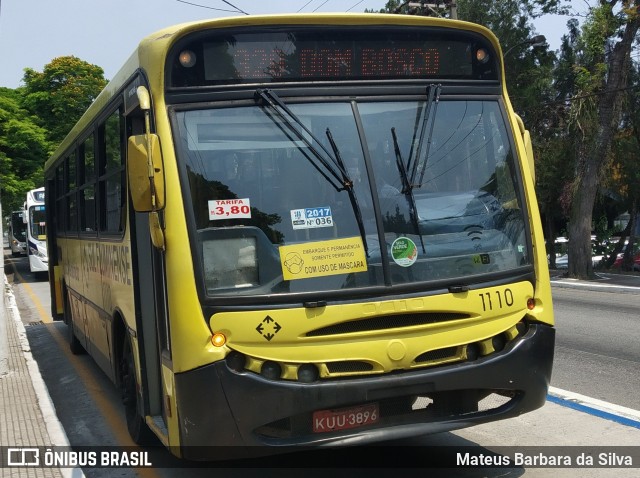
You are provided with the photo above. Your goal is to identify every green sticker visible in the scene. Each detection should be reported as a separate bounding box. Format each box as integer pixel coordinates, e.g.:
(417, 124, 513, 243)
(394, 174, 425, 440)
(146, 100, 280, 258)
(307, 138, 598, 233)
(391, 237, 418, 267)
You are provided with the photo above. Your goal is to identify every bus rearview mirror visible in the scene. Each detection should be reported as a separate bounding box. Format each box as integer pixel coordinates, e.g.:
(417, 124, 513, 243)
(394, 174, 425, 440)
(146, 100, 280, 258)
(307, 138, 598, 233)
(127, 134, 165, 212)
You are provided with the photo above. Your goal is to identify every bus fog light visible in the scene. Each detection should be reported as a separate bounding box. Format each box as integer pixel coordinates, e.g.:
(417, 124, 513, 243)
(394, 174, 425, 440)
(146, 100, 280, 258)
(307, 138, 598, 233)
(297, 364, 319, 383)
(466, 343, 480, 361)
(492, 334, 506, 352)
(226, 351, 246, 372)
(261, 361, 282, 380)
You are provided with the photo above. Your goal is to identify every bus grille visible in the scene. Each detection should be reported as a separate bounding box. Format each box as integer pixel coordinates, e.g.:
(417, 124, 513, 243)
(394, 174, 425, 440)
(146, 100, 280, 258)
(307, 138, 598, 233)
(326, 361, 374, 373)
(305, 312, 469, 337)
(414, 346, 460, 363)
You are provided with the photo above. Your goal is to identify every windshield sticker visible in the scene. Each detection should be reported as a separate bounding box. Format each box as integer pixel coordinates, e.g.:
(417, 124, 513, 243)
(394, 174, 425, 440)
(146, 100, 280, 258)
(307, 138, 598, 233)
(208, 198, 251, 221)
(291, 206, 334, 230)
(473, 254, 491, 265)
(279, 236, 367, 280)
(391, 237, 418, 267)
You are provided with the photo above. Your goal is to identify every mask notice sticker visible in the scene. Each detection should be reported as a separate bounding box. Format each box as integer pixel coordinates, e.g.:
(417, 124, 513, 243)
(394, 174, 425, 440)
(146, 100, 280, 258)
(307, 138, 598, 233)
(279, 236, 367, 280)
(391, 237, 418, 267)
(209, 198, 251, 220)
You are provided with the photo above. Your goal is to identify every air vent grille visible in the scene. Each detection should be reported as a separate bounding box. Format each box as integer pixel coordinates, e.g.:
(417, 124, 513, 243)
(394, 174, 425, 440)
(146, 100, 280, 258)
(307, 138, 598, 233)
(306, 313, 468, 337)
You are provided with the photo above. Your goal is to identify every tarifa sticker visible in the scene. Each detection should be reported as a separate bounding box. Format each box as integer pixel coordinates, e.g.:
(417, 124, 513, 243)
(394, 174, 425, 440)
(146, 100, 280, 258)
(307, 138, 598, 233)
(209, 198, 251, 220)
(279, 236, 367, 280)
(391, 237, 418, 267)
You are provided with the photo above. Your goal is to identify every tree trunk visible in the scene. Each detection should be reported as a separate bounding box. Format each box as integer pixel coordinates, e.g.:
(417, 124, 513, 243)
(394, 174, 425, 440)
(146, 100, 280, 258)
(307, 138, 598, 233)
(567, 160, 599, 279)
(622, 200, 638, 271)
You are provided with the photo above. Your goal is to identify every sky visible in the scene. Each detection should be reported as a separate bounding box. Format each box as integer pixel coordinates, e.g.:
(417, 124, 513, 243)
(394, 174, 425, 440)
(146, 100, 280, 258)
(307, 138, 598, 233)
(0, 0, 572, 89)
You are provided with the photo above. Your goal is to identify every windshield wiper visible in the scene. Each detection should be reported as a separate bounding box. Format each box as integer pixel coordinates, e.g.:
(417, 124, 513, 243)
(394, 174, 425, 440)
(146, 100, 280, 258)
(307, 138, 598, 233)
(325, 129, 368, 257)
(256, 89, 345, 190)
(255, 88, 369, 257)
(408, 84, 441, 188)
(391, 127, 426, 254)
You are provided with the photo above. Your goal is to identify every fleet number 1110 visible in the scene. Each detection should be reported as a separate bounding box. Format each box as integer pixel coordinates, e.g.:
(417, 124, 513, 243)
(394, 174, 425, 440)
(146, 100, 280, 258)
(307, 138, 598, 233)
(479, 288, 514, 311)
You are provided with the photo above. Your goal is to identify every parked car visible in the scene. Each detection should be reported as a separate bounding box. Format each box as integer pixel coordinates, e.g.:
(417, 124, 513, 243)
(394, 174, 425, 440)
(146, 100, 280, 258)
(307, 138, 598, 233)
(549, 236, 605, 269)
(612, 251, 640, 271)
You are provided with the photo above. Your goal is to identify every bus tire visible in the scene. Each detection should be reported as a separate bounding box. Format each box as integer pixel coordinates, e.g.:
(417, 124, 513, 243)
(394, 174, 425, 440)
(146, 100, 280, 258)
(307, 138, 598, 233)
(121, 336, 155, 445)
(65, 293, 85, 355)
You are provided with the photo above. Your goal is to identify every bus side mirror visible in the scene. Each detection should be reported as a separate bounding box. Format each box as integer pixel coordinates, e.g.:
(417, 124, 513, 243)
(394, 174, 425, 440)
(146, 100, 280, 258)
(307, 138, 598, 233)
(127, 134, 165, 212)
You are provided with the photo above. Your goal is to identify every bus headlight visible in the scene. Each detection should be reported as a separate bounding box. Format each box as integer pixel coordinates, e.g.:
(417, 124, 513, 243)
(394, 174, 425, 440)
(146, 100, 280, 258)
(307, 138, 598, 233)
(179, 50, 197, 68)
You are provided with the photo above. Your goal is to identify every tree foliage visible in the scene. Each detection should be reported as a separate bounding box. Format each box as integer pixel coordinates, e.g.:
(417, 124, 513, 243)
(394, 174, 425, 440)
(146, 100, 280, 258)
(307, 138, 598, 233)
(0, 87, 50, 213)
(1, 57, 106, 215)
(21, 56, 107, 144)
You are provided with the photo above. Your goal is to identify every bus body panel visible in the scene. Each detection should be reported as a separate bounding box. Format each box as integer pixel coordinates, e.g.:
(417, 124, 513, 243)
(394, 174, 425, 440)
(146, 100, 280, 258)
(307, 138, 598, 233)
(206, 281, 534, 376)
(57, 234, 136, 381)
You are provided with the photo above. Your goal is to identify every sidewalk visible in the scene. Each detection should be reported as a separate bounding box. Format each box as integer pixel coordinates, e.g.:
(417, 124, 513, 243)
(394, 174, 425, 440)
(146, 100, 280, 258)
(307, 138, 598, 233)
(1, 273, 76, 477)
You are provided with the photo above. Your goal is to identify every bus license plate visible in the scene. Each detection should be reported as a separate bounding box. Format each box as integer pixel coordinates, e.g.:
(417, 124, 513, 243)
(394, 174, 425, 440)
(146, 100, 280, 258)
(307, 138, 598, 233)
(312, 403, 379, 433)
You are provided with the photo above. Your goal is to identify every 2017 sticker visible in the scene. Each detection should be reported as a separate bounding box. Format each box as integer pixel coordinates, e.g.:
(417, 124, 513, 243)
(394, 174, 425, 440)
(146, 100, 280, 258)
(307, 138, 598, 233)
(291, 206, 334, 230)
(209, 198, 251, 220)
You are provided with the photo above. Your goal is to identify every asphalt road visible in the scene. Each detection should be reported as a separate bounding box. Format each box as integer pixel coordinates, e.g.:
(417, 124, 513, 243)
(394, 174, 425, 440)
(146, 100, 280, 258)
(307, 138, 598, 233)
(550, 286, 640, 410)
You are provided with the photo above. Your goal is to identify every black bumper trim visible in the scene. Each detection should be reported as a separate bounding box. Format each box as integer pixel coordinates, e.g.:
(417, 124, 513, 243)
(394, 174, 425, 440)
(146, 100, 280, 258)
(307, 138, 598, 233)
(175, 323, 554, 458)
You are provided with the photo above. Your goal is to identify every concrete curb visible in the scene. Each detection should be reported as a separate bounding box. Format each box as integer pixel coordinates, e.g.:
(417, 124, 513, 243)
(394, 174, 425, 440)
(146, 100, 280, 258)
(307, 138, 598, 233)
(549, 386, 640, 428)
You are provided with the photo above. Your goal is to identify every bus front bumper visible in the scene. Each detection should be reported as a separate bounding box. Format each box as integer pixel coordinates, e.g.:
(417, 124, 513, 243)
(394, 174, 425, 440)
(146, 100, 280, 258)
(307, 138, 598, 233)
(174, 322, 554, 459)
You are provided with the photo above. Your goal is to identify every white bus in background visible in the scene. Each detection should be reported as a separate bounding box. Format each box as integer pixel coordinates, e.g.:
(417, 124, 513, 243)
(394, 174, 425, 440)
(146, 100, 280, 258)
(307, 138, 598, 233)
(24, 187, 48, 274)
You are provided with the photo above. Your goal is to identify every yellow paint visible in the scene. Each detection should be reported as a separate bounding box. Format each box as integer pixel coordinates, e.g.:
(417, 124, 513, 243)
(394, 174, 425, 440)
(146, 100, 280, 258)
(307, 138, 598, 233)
(12, 267, 52, 324)
(210, 281, 536, 373)
(53, 265, 63, 315)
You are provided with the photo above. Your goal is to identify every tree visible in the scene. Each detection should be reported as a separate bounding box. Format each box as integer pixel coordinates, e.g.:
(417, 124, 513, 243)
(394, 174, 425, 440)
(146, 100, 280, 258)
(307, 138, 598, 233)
(565, 1, 640, 279)
(21, 56, 107, 144)
(603, 61, 640, 269)
(0, 87, 50, 213)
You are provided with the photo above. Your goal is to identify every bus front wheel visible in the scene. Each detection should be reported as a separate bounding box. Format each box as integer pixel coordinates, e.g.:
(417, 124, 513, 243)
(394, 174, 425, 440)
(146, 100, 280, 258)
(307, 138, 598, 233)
(120, 336, 155, 445)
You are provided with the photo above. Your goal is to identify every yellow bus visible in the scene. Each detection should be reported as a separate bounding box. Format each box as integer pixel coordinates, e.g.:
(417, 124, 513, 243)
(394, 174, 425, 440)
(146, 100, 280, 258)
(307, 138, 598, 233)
(44, 13, 554, 459)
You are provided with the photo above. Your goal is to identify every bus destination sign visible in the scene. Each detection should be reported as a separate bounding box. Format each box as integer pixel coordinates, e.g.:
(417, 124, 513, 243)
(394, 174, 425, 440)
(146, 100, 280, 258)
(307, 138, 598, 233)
(169, 27, 497, 87)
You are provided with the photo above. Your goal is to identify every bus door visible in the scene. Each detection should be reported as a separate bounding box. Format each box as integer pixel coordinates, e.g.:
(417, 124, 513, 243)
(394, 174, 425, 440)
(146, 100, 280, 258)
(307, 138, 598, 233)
(125, 99, 169, 435)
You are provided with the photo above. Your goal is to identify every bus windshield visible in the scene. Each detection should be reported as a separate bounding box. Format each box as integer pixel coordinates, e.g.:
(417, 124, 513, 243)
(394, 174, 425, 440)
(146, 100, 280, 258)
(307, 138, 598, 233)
(11, 213, 27, 242)
(29, 206, 47, 240)
(175, 98, 530, 297)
